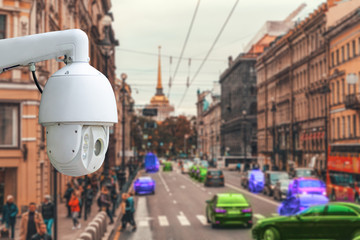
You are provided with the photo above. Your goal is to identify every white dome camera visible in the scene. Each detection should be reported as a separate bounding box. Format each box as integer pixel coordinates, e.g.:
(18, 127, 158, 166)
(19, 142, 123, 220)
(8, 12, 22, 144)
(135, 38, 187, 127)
(0, 29, 117, 176)
(39, 62, 117, 176)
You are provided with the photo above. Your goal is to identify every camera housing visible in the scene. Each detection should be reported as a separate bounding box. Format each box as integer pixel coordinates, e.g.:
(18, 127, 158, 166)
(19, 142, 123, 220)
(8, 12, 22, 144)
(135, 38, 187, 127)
(0, 29, 117, 176)
(39, 62, 117, 176)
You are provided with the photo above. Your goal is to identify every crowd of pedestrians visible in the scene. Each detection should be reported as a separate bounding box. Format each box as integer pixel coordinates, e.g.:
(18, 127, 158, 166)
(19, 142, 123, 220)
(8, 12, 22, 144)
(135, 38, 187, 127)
(0, 164, 140, 239)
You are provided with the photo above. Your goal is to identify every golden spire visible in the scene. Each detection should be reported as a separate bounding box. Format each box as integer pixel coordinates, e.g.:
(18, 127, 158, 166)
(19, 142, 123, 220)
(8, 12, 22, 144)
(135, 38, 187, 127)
(156, 46, 163, 92)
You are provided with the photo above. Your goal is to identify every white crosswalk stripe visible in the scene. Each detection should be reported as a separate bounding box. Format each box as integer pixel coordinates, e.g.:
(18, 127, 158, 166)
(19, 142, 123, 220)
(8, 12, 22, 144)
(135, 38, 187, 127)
(254, 214, 265, 219)
(158, 216, 169, 227)
(177, 214, 191, 226)
(196, 215, 208, 225)
(139, 220, 149, 227)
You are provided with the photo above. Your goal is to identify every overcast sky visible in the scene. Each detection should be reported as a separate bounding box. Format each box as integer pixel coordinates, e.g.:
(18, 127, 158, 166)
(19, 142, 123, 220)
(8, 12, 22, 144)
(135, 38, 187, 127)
(111, 0, 325, 116)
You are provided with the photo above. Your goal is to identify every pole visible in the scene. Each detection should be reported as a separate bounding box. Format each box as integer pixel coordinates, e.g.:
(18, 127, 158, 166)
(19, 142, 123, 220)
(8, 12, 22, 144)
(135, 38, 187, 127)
(243, 118, 247, 166)
(324, 85, 329, 178)
(122, 78, 126, 171)
(53, 168, 57, 240)
(104, 53, 109, 175)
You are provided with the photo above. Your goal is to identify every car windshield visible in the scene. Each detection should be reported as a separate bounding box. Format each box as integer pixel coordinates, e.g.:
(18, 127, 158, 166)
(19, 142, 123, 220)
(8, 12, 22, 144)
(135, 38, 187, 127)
(218, 195, 247, 204)
(201, 161, 209, 168)
(299, 180, 325, 188)
(296, 169, 314, 177)
(139, 177, 152, 182)
(209, 171, 222, 176)
(280, 179, 291, 187)
(270, 173, 288, 183)
(252, 171, 264, 181)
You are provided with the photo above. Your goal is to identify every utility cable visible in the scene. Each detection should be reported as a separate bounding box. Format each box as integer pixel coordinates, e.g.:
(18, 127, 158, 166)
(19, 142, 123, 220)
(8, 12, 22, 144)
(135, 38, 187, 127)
(168, 0, 201, 99)
(177, 0, 239, 109)
(29, 63, 43, 94)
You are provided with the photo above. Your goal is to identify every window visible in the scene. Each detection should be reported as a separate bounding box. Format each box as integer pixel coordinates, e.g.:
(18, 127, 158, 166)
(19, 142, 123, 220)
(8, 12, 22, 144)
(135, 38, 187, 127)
(0, 104, 19, 147)
(337, 117, 340, 139)
(0, 15, 5, 39)
(353, 40, 356, 57)
(358, 37, 360, 56)
(354, 115, 357, 137)
(332, 119, 335, 139)
(342, 78, 345, 102)
(326, 205, 357, 216)
(342, 116, 345, 138)
(331, 82, 335, 104)
(336, 49, 339, 65)
(341, 46, 345, 62)
(336, 80, 340, 104)
(300, 205, 325, 217)
(348, 116, 351, 137)
(346, 43, 350, 59)
(331, 52, 334, 67)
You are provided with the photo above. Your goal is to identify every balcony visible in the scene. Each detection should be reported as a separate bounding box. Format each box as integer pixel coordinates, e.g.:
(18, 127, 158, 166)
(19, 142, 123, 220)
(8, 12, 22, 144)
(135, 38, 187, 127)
(345, 93, 360, 110)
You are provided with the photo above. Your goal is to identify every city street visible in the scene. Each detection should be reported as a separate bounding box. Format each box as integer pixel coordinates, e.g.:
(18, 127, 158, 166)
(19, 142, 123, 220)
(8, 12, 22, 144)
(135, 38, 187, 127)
(118, 167, 279, 240)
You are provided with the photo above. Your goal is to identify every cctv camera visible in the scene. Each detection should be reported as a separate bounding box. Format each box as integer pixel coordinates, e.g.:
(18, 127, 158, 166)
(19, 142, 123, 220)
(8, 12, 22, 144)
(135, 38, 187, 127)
(39, 62, 117, 177)
(0, 29, 117, 176)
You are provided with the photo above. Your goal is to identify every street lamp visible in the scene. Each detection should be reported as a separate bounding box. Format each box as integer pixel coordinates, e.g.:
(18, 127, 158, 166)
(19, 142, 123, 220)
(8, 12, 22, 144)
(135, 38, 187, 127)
(271, 98, 277, 170)
(242, 110, 247, 167)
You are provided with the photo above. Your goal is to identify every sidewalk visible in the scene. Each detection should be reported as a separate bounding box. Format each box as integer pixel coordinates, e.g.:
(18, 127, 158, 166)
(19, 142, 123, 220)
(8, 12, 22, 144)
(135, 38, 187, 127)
(13, 197, 112, 240)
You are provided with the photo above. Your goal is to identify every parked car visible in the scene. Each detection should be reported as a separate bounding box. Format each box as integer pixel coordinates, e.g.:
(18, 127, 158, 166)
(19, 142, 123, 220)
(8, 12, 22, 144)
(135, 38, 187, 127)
(288, 177, 326, 197)
(206, 193, 252, 228)
(252, 202, 360, 240)
(278, 194, 329, 216)
(241, 171, 250, 189)
(163, 161, 173, 172)
(273, 179, 291, 201)
(134, 176, 155, 195)
(263, 171, 289, 196)
(204, 170, 224, 187)
(248, 170, 264, 193)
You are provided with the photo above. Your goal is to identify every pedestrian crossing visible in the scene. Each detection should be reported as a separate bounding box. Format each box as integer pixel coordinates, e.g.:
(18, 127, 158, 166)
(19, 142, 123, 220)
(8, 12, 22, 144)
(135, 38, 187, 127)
(134, 213, 277, 227)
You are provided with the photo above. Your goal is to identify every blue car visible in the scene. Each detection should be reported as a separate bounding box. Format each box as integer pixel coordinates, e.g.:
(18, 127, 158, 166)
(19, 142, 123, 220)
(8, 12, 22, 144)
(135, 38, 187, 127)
(278, 194, 329, 216)
(144, 153, 160, 173)
(248, 170, 264, 193)
(134, 177, 156, 195)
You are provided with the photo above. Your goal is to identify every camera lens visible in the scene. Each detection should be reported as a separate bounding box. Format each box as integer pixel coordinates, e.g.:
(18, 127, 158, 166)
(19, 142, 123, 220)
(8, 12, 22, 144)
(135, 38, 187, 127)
(94, 139, 102, 156)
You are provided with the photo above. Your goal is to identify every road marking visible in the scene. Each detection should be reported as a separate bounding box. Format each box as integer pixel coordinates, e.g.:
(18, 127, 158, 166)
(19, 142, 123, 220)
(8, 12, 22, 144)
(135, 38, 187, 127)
(169, 193, 172, 196)
(179, 211, 184, 215)
(208, 192, 212, 195)
(254, 214, 265, 219)
(196, 215, 208, 225)
(180, 185, 186, 189)
(158, 216, 169, 226)
(158, 172, 170, 193)
(201, 187, 206, 191)
(139, 220, 149, 227)
(225, 183, 279, 207)
(177, 215, 191, 226)
(173, 200, 177, 204)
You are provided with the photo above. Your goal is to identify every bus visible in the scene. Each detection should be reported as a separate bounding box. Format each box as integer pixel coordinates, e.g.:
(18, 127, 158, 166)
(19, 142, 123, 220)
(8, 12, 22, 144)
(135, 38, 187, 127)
(144, 152, 159, 173)
(218, 156, 258, 171)
(327, 143, 360, 202)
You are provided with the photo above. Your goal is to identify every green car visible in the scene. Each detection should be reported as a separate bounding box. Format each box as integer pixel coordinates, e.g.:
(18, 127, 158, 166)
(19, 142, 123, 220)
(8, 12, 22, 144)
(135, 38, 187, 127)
(206, 193, 253, 228)
(163, 162, 173, 171)
(197, 167, 207, 182)
(190, 165, 199, 178)
(252, 202, 360, 240)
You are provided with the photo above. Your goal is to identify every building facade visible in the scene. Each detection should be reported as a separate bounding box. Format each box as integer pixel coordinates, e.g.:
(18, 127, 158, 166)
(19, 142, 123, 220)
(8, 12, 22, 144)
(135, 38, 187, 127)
(325, 3, 360, 148)
(257, 4, 328, 171)
(0, 0, 118, 211)
(196, 89, 221, 161)
(220, 55, 257, 158)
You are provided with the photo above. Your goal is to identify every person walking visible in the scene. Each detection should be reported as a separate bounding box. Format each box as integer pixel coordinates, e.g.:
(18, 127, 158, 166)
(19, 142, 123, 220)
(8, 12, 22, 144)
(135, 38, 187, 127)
(31, 223, 52, 240)
(63, 183, 73, 218)
(19, 202, 44, 240)
(68, 192, 81, 230)
(41, 195, 54, 236)
(120, 193, 136, 232)
(84, 184, 94, 219)
(100, 186, 114, 224)
(2, 195, 18, 239)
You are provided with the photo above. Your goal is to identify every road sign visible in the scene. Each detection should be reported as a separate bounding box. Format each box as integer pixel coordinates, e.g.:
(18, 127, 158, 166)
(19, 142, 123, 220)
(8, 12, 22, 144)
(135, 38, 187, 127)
(143, 108, 158, 116)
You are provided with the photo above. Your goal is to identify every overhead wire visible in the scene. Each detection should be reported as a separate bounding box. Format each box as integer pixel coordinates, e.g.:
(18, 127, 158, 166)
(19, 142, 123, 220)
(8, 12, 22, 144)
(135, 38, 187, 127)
(168, 0, 201, 99)
(177, 0, 240, 109)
